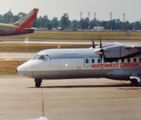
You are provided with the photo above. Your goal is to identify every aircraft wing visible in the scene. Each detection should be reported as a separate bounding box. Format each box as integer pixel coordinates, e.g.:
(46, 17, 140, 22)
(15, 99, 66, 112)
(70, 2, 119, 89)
(125, 45, 141, 49)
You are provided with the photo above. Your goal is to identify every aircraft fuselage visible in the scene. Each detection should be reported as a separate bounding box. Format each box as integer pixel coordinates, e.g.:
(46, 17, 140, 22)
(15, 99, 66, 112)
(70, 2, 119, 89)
(17, 48, 141, 81)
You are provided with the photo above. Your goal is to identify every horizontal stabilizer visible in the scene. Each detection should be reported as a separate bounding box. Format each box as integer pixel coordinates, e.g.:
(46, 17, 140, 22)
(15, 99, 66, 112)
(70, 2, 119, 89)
(23, 28, 37, 33)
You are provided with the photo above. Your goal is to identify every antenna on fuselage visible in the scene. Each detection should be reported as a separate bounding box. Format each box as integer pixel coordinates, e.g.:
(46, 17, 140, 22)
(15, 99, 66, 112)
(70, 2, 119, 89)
(57, 45, 60, 49)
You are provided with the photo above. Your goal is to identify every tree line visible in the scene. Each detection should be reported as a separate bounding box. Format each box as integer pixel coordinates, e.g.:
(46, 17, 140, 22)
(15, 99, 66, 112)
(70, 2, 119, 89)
(0, 11, 141, 31)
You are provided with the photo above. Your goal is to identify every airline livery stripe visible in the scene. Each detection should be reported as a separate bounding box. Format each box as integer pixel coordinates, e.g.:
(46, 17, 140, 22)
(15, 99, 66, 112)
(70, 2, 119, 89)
(91, 62, 141, 69)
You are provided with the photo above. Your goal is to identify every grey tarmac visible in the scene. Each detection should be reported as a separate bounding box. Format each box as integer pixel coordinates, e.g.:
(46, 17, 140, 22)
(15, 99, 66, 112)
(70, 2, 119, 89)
(0, 76, 141, 120)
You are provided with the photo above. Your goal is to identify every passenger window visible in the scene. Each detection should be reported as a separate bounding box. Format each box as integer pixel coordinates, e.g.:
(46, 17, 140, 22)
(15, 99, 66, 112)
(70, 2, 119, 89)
(139, 58, 141, 62)
(121, 59, 124, 63)
(98, 59, 101, 63)
(133, 58, 136, 62)
(104, 59, 106, 63)
(127, 58, 130, 62)
(85, 59, 89, 63)
(91, 59, 95, 63)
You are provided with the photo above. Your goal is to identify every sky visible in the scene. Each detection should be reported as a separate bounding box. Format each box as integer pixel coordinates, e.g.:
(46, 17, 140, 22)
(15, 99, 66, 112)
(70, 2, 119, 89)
(0, 0, 141, 22)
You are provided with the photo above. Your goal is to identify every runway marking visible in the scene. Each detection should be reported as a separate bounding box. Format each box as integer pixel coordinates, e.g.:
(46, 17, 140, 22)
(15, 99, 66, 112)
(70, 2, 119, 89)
(5, 58, 12, 61)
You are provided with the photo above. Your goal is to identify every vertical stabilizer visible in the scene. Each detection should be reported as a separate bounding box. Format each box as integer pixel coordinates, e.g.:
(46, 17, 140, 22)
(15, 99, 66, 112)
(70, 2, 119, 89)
(14, 8, 39, 28)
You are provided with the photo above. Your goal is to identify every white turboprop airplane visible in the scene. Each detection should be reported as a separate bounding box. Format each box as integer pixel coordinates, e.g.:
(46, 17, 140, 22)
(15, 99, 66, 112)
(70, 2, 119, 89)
(17, 41, 141, 87)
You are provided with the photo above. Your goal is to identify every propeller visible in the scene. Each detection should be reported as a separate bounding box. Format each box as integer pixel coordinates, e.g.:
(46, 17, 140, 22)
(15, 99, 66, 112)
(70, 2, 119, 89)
(98, 31, 104, 76)
(91, 36, 95, 48)
(98, 31, 104, 63)
(92, 40, 95, 48)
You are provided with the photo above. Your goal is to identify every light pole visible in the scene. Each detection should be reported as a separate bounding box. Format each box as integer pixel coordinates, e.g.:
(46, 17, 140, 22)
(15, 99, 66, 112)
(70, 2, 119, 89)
(123, 13, 125, 30)
(80, 12, 83, 29)
(110, 12, 112, 30)
(88, 12, 90, 29)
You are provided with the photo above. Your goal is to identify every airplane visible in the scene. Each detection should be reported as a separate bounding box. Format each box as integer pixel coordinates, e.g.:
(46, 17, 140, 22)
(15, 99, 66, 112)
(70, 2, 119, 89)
(17, 41, 141, 87)
(0, 8, 38, 36)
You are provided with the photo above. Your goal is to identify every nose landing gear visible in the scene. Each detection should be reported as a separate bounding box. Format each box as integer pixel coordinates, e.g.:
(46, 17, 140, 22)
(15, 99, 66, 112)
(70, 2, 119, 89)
(35, 79, 42, 87)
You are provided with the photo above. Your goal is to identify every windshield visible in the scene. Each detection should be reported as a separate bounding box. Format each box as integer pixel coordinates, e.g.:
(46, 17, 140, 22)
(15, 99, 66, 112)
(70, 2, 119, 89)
(32, 55, 40, 60)
(32, 54, 51, 61)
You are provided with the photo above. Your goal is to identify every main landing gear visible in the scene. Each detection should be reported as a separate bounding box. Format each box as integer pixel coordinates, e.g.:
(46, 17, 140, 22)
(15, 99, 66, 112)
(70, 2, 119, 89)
(130, 79, 139, 85)
(35, 79, 42, 87)
(130, 76, 141, 86)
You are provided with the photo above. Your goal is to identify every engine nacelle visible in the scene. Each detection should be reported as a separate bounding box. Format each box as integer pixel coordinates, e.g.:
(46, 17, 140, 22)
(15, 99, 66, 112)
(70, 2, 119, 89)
(105, 69, 130, 80)
(104, 45, 139, 58)
(95, 43, 139, 59)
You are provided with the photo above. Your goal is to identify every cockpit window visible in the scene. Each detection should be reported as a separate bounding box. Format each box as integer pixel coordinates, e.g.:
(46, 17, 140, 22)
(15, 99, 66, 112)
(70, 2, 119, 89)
(44, 55, 51, 61)
(32, 55, 40, 60)
(32, 54, 51, 61)
(38, 55, 44, 60)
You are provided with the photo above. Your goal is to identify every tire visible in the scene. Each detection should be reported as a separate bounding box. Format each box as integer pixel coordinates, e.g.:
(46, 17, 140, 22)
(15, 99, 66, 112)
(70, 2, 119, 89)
(130, 79, 138, 86)
(35, 82, 41, 87)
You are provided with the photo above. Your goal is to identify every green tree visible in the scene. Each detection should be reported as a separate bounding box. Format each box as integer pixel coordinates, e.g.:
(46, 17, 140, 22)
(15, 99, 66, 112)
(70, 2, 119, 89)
(52, 17, 59, 28)
(0, 14, 4, 23)
(69, 20, 79, 29)
(13, 15, 19, 23)
(60, 13, 69, 29)
(3, 13, 9, 23)
(80, 18, 89, 29)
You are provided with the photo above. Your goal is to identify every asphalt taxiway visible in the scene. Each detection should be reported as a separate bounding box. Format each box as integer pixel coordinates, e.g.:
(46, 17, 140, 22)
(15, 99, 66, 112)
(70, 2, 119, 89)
(0, 76, 141, 120)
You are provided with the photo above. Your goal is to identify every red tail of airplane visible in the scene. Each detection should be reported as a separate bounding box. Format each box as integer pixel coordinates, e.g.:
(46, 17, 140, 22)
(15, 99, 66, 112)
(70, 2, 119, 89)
(0, 8, 39, 36)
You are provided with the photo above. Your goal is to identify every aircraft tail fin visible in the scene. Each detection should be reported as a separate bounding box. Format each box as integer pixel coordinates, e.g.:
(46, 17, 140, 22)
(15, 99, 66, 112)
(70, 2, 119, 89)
(14, 8, 39, 28)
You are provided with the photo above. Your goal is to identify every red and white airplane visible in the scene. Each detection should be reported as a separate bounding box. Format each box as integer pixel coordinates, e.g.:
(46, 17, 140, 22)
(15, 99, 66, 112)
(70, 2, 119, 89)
(0, 8, 38, 36)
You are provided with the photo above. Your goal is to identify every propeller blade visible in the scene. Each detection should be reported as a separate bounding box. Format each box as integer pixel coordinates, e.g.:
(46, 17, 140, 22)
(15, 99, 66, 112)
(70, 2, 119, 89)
(91, 36, 95, 48)
(92, 40, 95, 48)
(100, 55, 103, 76)
(99, 31, 102, 48)
(98, 31, 104, 75)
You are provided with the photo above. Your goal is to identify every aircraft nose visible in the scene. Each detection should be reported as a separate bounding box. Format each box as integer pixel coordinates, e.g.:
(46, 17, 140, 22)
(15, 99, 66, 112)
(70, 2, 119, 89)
(17, 65, 28, 77)
(16, 65, 23, 75)
(16, 61, 34, 78)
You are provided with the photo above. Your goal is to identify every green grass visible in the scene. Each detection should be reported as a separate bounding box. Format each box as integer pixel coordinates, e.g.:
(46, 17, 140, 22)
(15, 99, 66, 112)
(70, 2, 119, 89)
(0, 43, 91, 53)
(0, 61, 24, 75)
(0, 31, 141, 41)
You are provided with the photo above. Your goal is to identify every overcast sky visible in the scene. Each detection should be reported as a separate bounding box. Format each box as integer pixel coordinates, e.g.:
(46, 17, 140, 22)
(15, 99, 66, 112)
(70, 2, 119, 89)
(0, 0, 141, 22)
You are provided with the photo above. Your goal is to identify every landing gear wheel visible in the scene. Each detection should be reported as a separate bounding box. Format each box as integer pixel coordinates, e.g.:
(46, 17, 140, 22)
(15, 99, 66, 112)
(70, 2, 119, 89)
(35, 82, 41, 87)
(34, 79, 42, 88)
(130, 79, 138, 86)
